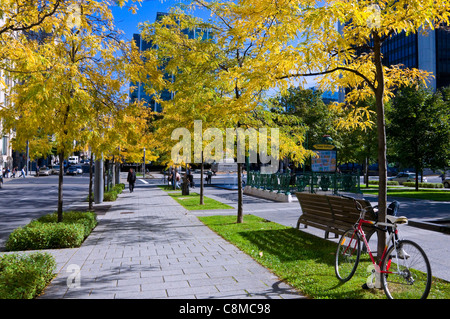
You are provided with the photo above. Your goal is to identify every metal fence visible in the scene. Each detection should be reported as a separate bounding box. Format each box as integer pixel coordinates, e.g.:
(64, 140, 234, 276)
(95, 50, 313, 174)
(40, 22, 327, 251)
(246, 171, 361, 195)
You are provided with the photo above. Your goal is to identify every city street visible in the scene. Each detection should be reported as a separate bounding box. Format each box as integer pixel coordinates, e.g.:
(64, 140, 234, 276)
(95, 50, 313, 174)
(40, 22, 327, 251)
(0, 174, 90, 250)
(0, 171, 449, 284)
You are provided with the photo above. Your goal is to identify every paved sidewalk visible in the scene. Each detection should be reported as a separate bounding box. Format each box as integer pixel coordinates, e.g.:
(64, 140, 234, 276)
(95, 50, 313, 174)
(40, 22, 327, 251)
(39, 186, 304, 299)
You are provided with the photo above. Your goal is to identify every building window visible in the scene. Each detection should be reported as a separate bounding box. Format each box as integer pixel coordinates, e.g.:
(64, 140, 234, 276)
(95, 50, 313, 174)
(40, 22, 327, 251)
(2, 136, 7, 156)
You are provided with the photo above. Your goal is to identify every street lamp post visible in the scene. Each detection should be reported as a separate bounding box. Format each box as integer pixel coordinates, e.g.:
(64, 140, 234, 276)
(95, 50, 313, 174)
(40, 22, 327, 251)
(94, 153, 104, 204)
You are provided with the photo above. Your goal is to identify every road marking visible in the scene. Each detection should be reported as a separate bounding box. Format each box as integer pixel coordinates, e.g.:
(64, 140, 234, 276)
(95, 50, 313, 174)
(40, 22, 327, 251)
(139, 179, 148, 184)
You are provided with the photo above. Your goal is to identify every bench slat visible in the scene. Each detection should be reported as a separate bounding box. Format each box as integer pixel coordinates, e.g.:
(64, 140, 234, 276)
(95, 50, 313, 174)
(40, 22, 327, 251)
(295, 192, 376, 241)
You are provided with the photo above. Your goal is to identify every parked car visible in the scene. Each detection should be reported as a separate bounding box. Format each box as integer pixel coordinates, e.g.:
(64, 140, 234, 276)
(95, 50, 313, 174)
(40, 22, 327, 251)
(52, 165, 60, 175)
(37, 167, 52, 176)
(66, 166, 79, 175)
(388, 172, 427, 185)
(74, 165, 83, 174)
(444, 178, 450, 188)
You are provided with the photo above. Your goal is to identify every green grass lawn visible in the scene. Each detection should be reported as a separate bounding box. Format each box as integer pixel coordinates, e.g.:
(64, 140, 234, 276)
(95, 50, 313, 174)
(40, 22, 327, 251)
(362, 187, 450, 201)
(168, 192, 234, 210)
(158, 185, 182, 192)
(199, 215, 450, 299)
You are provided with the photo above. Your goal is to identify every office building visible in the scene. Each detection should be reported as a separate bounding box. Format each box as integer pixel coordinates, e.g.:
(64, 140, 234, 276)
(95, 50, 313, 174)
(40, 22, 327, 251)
(338, 23, 450, 103)
(381, 28, 450, 90)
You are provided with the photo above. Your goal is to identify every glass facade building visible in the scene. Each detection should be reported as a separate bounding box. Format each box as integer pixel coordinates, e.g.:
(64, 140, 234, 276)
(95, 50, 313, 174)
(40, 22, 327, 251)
(436, 28, 450, 89)
(381, 27, 450, 91)
(338, 23, 450, 102)
(381, 31, 418, 70)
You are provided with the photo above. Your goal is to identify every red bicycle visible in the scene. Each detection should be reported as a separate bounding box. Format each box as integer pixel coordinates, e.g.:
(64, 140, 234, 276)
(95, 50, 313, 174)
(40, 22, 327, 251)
(335, 198, 432, 299)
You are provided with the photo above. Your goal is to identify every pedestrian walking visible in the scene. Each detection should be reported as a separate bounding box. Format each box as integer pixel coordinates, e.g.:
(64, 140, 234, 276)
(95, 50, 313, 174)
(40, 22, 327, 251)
(175, 171, 181, 189)
(206, 170, 212, 184)
(19, 167, 25, 178)
(169, 167, 174, 186)
(187, 167, 195, 188)
(127, 168, 136, 193)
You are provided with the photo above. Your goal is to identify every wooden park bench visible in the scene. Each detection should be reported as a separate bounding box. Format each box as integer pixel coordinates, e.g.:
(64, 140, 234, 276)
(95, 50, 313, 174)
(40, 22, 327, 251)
(295, 192, 377, 241)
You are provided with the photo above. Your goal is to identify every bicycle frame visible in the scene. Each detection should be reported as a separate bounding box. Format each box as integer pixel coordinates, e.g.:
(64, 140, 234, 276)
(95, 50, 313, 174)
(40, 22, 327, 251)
(347, 216, 399, 274)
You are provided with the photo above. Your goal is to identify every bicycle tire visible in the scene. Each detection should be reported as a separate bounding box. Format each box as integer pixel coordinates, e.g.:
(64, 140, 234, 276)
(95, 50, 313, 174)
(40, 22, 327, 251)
(335, 229, 361, 282)
(381, 240, 432, 299)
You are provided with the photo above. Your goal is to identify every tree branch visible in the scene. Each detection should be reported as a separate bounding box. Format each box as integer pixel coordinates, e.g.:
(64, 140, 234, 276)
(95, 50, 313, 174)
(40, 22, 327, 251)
(277, 66, 376, 92)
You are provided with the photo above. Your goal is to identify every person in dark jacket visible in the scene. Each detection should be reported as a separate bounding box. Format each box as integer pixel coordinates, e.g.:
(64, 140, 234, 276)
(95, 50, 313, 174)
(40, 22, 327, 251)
(127, 168, 136, 193)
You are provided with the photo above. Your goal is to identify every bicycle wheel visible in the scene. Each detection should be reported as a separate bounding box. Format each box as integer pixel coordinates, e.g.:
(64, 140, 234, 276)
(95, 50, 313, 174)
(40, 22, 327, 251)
(335, 229, 361, 282)
(381, 240, 432, 299)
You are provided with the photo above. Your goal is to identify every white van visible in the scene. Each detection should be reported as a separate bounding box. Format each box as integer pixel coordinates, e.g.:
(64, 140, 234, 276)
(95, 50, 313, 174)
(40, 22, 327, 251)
(68, 156, 79, 164)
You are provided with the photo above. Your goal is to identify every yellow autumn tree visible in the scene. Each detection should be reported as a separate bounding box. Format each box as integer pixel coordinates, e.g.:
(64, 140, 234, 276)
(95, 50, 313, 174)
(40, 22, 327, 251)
(0, 0, 150, 221)
(193, 0, 450, 258)
(138, 9, 311, 222)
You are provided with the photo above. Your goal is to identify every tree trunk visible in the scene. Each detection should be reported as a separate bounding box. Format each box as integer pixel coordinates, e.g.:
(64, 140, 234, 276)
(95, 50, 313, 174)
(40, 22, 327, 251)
(373, 33, 387, 263)
(57, 151, 64, 222)
(200, 153, 204, 205)
(364, 156, 369, 187)
(88, 152, 94, 211)
(237, 162, 243, 223)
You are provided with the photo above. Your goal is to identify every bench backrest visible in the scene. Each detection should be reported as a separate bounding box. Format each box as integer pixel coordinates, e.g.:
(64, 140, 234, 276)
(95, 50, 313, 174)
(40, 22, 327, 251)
(295, 193, 333, 220)
(296, 193, 375, 224)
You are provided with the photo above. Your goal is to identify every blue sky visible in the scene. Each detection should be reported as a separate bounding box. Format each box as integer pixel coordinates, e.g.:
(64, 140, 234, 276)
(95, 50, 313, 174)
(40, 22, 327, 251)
(111, 0, 208, 41)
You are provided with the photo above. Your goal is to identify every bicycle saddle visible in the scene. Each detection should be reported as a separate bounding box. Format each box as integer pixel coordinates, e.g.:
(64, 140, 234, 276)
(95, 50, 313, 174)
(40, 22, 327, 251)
(386, 215, 408, 224)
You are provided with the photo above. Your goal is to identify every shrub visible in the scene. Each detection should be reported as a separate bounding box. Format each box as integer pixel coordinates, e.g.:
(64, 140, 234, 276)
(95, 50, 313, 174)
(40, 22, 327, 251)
(368, 180, 399, 186)
(37, 211, 97, 237)
(5, 223, 85, 251)
(5, 211, 97, 251)
(403, 182, 444, 188)
(103, 183, 124, 201)
(0, 252, 56, 299)
(103, 190, 118, 201)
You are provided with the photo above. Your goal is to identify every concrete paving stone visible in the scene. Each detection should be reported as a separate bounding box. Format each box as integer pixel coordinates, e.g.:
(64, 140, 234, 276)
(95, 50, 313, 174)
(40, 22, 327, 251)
(156, 248, 176, 256)
(166, 285, 220, 298)
(169, 261, 202, 269)
(117, 278, 147, 287)
(115, 289, 167, 299)
(162, 272, 209, 282)
(140, 268, 183, 278)
(215, 283, 256, 293)
(138, 275, 165, 284)
(61, 287, 95, 299)
(180, 264, 227, 275)
(188, 276, 238, 288)
(141, 279, 190, 292)
(194, 290, 254, 299)
(119, 259, 141, 269)
(129, 256, 151, 265)
(205, 270, 239, 278)
(176, 256, 200, 264)
(139, 250, 158, 257)
(80, 278, 117, 289)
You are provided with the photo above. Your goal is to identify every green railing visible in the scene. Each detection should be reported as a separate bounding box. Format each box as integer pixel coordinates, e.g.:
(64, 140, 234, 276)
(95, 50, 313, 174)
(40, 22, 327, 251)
(246, 171, 361, 195)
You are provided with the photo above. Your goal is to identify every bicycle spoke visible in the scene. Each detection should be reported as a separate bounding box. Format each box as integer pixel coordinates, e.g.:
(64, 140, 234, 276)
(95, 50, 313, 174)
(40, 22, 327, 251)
(335, 229, 361, 282)
(382, 240, 432, 299)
